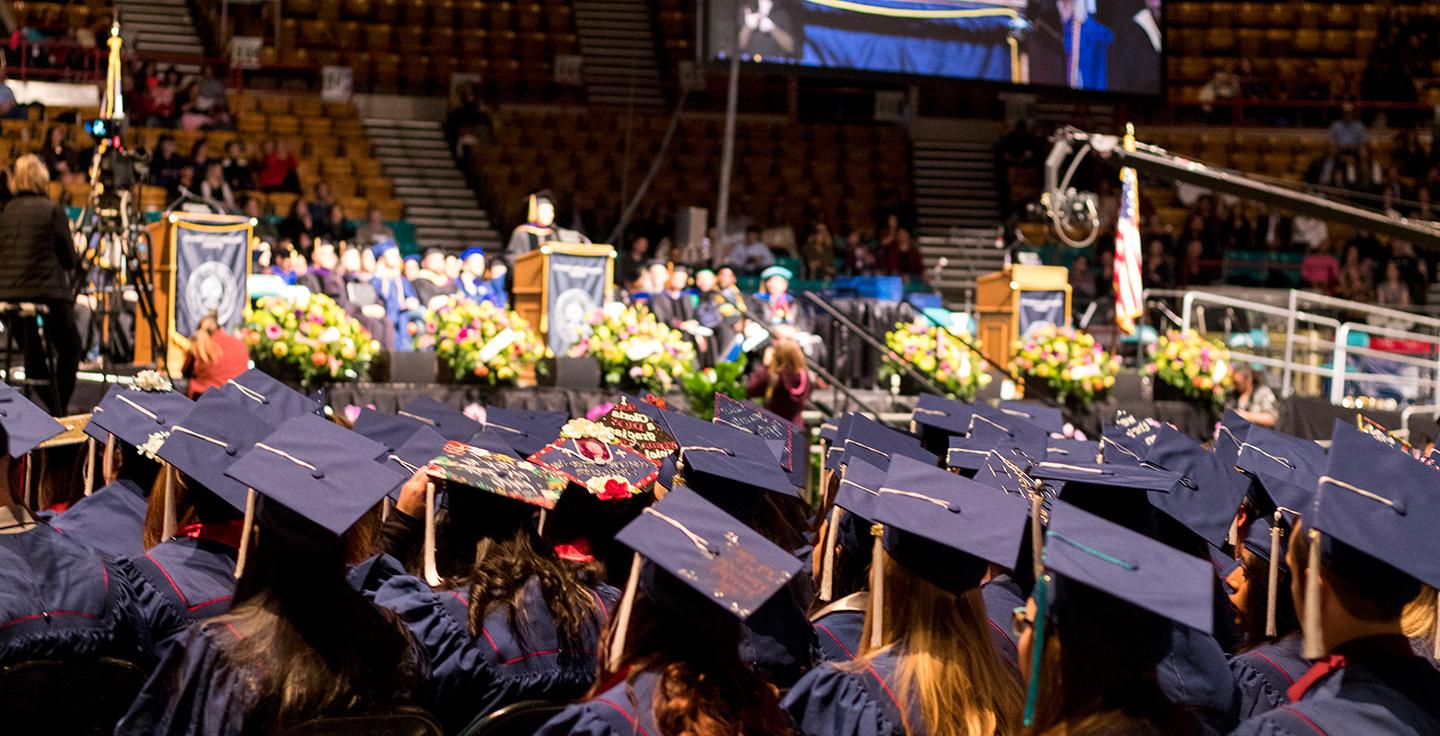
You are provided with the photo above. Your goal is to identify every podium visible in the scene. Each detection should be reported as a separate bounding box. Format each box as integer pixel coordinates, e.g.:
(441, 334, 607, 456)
(975, 264, 1072, 368)
(137, 213, 253, 373)
(512, 243, 615, 354)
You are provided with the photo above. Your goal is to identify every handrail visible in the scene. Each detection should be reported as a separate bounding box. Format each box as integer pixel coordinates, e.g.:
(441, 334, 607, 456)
(1331, 321, 1440, 405)
(1289, 290, 1440, 334)
(1180, 291, 1341, 332)
(800, 291, 950, 398)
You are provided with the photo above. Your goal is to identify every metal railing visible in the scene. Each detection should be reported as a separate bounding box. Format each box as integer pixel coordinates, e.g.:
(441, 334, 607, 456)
(1178, 290, 1343, 398)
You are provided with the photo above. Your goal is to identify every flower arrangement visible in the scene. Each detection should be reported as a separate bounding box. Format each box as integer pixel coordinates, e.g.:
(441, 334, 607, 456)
(1010, 326, 1119, 407)
(679, 356, 748, 421)
(879, 321, 992, 401)
(568, 302, 696, 394)
(244, 293, 378, 387)
(417, 297, 549, 385)
(1148, 329, 1233, 408)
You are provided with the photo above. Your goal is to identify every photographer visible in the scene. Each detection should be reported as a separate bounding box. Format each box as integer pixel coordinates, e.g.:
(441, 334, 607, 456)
(0, 155, 80, 414)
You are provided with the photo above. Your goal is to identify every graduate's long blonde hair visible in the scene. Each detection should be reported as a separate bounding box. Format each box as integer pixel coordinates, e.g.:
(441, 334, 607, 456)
(1403, 585, 1437, 640)
(854, 554, 1024, 736)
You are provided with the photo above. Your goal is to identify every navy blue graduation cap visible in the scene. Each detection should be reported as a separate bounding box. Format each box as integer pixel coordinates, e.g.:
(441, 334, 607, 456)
(482, 405, 564, 456)
(400, 396, 480, 442)
(839, 416, 934, 472)
(1140, 423, 1250, 548)
(714, 393, 796, 473)
(817, 456, 888, 601)
(1100, 409, 1154, 466)
(382, 425, 449, 477)
(1213, 410, 1253, 469)
(669, 411, 795, 504)
(834, 457, 886, 521)
(910, 394, 978, 452)
(156, 392, 274, 512)
(466, 427, 523, 459)
(1043, 499, 1214, 634)
(226, 414, 406, 538)
(976, 450, 1062, 508)
(218, 369, 321, 425)
(1234, 426, 1325, 513)
(1000, 401, 1065, 434)
(967, 411, 1048, 461)
(85, 384, 194, 449)
(350, 408, 426, 454)
(1032, 458, 1179, 531)
(0, 383, 64, 458)
(1046, 438, 1100, 464)
(818, 413, 850, 445)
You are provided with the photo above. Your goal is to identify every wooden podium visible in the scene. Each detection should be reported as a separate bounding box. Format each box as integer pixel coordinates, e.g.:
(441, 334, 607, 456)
(512, 243, 615, 353)
(975, 264, 1072, 368)
(137, 213, 253, 374)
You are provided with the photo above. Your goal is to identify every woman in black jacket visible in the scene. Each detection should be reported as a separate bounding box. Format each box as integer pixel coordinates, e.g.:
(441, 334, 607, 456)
(0, 155, 80, 414)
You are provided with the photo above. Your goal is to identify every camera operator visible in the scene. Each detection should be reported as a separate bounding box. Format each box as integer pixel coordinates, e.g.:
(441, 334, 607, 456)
(0, 155, 80, 414)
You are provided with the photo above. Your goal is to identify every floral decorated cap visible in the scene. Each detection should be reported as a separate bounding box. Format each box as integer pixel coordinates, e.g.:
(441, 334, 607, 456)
(85, 383, 194, 450)
(482, 405, 566, 457)
(399, 395, 480, 442)
(597, 399, 679, 462)
(217, 368, 322, 426)
(0, 383, 64, 458)
(427, 440, 568, 510)
(527, 435, 660, 501)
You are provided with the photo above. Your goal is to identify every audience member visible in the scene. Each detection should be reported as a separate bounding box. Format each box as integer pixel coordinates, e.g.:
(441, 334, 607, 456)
(745, 337, 810, 424)
(355, 207, 395, 247)
(616, 235, 650, 289)
(1337, 242, 1375, 302)
(411, 248, 456, 308)
(148, 134, 189, 195)
(801, 221, 838, 280)
(39, 126, 78, 183)
(458, 248, 503, 306)
(279, 200, 320, 255)
(308, 182, 337, 224)
(1229, 363, 1278, 428)
(255, 139, 299, 193)
(222, 141, 255, 193)
(320, 204, 356, 245)
(245, 196, 280, 246)
(728, 225, 775, 274)
(198, 162, 236, 211)
(1327, 101, 1369, 151)
(1301, 241, 1341, 294)
(1376, 260, 1413, 309)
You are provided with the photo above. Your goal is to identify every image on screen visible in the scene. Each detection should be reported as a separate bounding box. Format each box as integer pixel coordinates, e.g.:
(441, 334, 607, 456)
(705, 0, 1163, 96)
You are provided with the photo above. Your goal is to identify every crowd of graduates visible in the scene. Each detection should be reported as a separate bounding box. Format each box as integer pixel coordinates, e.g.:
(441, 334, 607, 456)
(1, 365, 1438, 735)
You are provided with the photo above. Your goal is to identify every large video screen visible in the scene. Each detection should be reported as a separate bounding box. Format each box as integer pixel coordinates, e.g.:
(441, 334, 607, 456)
(704, 0, 1163, 95)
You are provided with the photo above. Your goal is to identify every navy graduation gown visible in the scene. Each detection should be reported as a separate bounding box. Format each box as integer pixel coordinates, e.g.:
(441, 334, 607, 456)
(1230, 633, 1309, 721)
(46, 479, 147, 561)
(117, 533, 238, 666)
(1230, 635, 1440, 736)
(0, 521, 138, 665)
(1158, 623, 1239, 732)
(740, 587, 819, 688)
(535, 669, 664, 736)
(116, 623, 255, 736)
(782, 649, 916, 736)
(358, 554, 617, 731)
(982, 575, 1024, 670)
(813, 592, 867, 663)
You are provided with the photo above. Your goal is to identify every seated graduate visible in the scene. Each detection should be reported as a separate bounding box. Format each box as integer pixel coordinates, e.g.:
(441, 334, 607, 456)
(0, 382, 141, 666)
(114, 391, 273, 665)
(1014, 500, 1212, 736)
(783, 456, 1026, 736)
(116, 414, 421, 735)
(355, 437, 615, 732)
(1231, 422, 1440, 736)
(536, 485, 801, 736)
(809, 457, 886, 663)
(46, 378, 193, 561)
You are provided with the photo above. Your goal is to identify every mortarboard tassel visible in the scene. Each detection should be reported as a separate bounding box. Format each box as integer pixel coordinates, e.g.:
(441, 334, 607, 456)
(83, 436, 96, 496)
(1433, 590, 1439, 661)
(538, 508, 548, 538)
(607, 552, 643, 674)
(868, 522, 885, 651)
(1030, 492, 1045, 582)
(423, 482, 441, 587)
(101, 435, 115, 485)
(21, 454, 31, 507)
(381, 496, 392, 524)
(1022, 573, 1050, 728)
(234, 488, 256, 579)
(1227, 514, 1239, 548)
(162, 467, 178, 541)
(1302, 528, 1325, 659)
(1265, 512, 1282, 638)
(818, 505, 841, 602)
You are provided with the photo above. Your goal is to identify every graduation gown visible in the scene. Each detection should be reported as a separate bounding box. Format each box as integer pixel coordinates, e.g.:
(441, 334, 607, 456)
(981, 575, 1024, 670)
(1230, 635, 1440, 736)
(813, 592, 867, 663)
(356, 554, 617, 731)
(1157, 623, 1239, 733)
(535, 669, 664, 736)
(116, 530, 239, 666)
(44, 479, 148, 561)
(739, 587, 819, 688)
(782, 649, 917, 736)
(115, 623, 256, 736)
(1230, 633, 1309, 721)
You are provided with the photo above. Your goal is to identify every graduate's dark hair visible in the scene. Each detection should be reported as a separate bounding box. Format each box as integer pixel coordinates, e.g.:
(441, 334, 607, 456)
(433, 489, 605, 662)
(1291, 522, 1421, 622)
(113, 442, 163, 495)
(592, 574, 791, 736)
(1233, 545, 1300, 652)
(1024, 578, 1198, 736)
(216, 501, 417, 734)
(141, 467, 243, 550)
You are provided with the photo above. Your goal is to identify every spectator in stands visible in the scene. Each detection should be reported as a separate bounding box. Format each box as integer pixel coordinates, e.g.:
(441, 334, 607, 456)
(802, 221, 838, 280)
(1395, 129, 1430, 184)
(176, 80, 213, 131)
(1229, 364, 1278, 428)
(195, 65, 227, 114)
(1337, 243, 1376, 303)
(181, 313, 248, 398)
(412, 248, 456, 308)
(148, 134, 187, 195)
(371, 242, 421, 351)
(1291, 215, 1329, 255)
(886, 228, 925, 281)
(841, 229, 875, 275)
(728, 225, 775, 274)
(443, 82, 493, 159)
(255, 139, 299, 193)
(269, 248, 298, 286)
(1198, 62, 1240, 120)
(144, 68, 179, 127)
(279, 200, 319, 256)
(1301, 241, 1341, 294)
(0, 67, 21, 120)
(1327, 102, 1369, 152)
(300, 242, 345, 301)
(1179, 238, 1205, 288)
(223, 141, 254, 193)
(320, 204, 356, 245)
(199, 162, 236, 211)
(355, 207, 394, 247)
(189, 139, 214, 179)
(746, 337, 810, 424)
(39, 126, 78, 183)
(1376, 260, 1413, 310)
(1070, 254, 1097, 311)
(1144, 238, 1173, 287)
(616, 235, 650, 289)
(244, 196, 279, 246)
(308, 182, 336, 224)
(1385, 239, 1428, 304)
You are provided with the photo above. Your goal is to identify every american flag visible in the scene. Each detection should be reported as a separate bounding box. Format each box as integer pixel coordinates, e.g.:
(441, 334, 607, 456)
(1114, 160, 1144, 335)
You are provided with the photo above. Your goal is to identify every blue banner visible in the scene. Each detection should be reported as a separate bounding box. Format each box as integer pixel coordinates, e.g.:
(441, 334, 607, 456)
(173, 220, 250, 337)
(546, 252, 609, 353)
(1018, 289, 1067, 337)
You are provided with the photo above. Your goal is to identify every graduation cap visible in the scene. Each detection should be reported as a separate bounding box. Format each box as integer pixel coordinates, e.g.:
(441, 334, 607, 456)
(85, 383, 194, 449)
(1213, 410, 1253, 469)
(350, 408, 427, 455)
(838, 416, 934, 473)
(429, 440, 567, 510)
(1031, 459, 1179, 533)
(528, 437, 660, 499)
(714, 394, 795, 470)
(482, 405, 564, 456)
(1046, 438, 1100, 464)
(607, 484, 804, 670)
(154, 392, 275, 539)
(399, 396, 481, 442)
(668, 413, 796, 519)
(1302, 421, 1440, 658)
(597, 400, 678, 462)
(381, 425, 449, 478)
(1000, 401, 1065, 434)
(466, 427, 524, 459)
(217, 369, 321, 425)
(225, 414, 405, 576)
(0, 383, 64, 459)
(1099, 409, 1154, 465)
(817, 457, 887, 602)
(1139, 423, 1250, 549)
(949, 412, 1047, 471)
(910, 394, 979, 453)
(1234, 426, 1326, 513)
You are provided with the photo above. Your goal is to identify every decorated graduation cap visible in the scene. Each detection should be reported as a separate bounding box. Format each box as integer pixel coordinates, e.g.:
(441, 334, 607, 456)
(607, 484, 804, 671)
(1099, 409, 1154, 466)
(666, 410, 796, 518)
(1301, 420, 1440, 658)
(482, 405, 565, 457)
(597, 399, 679, 463)
(1139, 423, 1250, 549)
(350, 408, 427, 455)
(528, 434, 661, 500)
(1000, 401, 1065, 434)
(0, 383, 64, 459)
(399, 396, 480, 442)
(225, 414, 405, 577)
(713, 393, 806, 488)
(85, 383, 194, 449)
(217, 369, 322, 426)
(154, 392, 275, 540)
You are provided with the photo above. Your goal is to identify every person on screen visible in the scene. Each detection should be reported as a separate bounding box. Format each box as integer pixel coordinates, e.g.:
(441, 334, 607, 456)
(739, 0, 798, 59)
(1058, 0, 1113, 91)
(1110, 0, 1161, 94)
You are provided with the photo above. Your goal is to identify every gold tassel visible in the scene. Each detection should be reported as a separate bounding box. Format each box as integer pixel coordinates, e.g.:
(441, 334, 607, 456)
(381, 496, 392, 524)
(869, 523, 885, 651)
(608, 552, 643, 674)
(1265, 514, 1282, 637)
(1031, 492, 1045, 582)
(101, 435, 114, 484)
(234, 488, 256, 579)
(538, 508, 548, 537)
(422, 482, 441, 587)
(1227, 514, 1239, 548)
(818, 505, 841, 602)
(162, 468, 177, 541)
(83, 436, 96, 496)
(1302, 528, 1325, 659)
(1433, 590, 1439, 661)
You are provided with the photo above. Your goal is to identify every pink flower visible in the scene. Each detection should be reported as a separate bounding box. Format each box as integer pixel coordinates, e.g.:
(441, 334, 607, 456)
(597, 478, 632, 501)
(343, 405, 363, 423)
(586, 403, 615, 421)
(265, 324, 283, 339)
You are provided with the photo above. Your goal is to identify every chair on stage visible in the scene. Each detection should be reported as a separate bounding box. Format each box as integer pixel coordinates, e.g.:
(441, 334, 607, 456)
(458, 700, 567, 736)
(0, 657, 146, 734)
